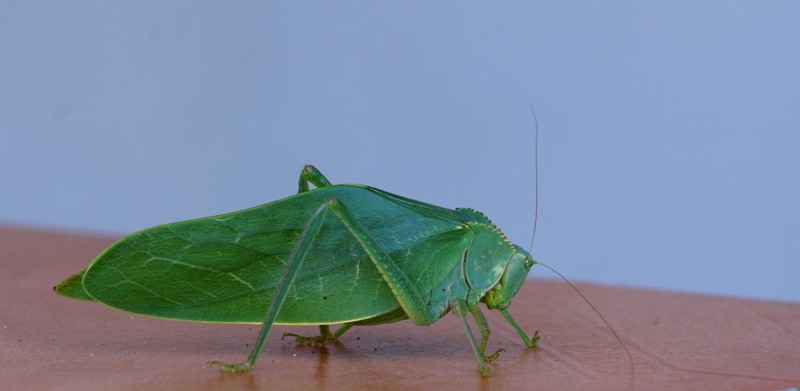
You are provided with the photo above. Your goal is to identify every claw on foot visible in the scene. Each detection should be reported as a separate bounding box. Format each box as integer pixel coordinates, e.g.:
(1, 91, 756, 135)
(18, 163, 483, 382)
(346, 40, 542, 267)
(207, 360, 251, 373)
(527, 330, 541, 348)
(282, 332, 332, 345)
(484, 348, 505, 363)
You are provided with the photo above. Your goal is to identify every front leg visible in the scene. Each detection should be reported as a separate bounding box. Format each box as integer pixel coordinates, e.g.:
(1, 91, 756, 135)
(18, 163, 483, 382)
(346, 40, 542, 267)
(469, 305, 504, 362)
(500, 308, 540, 348)
(452, 300, 490, 377)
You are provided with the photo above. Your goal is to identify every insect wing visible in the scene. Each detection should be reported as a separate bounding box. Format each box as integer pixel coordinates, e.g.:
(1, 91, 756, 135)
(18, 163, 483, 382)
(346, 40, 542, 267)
(81, 186, 470, 324)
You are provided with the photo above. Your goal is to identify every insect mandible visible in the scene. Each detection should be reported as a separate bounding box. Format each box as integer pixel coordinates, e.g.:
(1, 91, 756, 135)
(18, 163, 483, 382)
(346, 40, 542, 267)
(54, 164, 542, 377)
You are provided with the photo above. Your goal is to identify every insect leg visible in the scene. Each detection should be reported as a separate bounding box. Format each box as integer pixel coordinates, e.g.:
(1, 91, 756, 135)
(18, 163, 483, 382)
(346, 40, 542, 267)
(468, 305, 504, 362)
(298, 164, 332, 193)
(281, 325, 331, 344)
(208, 202, 331, 372)
(331, 324, 352, 339)
(452, 299, 490, 377)
(500, 308, 540, 348)
(282, 324, 352, 344)
(319, 325, 333, 338)
(327, 198, 431, 325)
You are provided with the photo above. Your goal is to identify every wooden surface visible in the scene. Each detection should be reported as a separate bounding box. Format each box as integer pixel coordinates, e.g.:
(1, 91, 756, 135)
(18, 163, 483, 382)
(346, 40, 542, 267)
(1, 225, 798, 390)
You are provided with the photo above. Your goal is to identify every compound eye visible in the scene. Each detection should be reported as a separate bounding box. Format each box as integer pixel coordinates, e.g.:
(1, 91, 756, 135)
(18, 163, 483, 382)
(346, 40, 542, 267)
(525, 259, 534, 268)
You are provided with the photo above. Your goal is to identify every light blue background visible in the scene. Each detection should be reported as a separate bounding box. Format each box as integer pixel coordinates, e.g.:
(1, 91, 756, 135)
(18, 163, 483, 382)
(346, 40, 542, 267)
(3, 2, 798, 302)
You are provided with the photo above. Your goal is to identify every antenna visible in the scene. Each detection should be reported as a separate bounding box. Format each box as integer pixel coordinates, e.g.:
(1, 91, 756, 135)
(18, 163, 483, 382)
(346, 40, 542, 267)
(527, 102, 539, 254)
(536, 261, 635, 387)
(525, 105, 634, 386)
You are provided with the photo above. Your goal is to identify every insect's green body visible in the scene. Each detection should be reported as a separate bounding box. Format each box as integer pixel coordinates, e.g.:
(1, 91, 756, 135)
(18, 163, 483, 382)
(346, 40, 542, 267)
(55, 166, 539, 376)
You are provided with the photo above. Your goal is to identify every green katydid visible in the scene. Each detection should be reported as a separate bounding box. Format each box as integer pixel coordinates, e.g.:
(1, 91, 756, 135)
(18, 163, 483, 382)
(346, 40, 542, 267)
(54, 165, 541, 376)
(55, 107, 634, 378)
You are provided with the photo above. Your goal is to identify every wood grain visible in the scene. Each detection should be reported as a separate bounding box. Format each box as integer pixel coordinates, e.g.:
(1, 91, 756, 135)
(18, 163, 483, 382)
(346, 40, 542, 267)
(1, 225, 798, 390)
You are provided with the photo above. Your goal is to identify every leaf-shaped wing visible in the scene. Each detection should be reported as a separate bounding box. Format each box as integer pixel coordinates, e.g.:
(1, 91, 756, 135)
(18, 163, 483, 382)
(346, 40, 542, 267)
(81, 185, 471, 324)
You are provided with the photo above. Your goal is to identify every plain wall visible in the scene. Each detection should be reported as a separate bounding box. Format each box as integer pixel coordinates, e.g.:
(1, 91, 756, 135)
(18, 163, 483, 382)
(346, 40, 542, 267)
(2, 2, 798, 302)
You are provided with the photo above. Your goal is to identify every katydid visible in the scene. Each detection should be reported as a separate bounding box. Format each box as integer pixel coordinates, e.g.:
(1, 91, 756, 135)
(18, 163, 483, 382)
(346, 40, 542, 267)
(54, 165, 542, 376)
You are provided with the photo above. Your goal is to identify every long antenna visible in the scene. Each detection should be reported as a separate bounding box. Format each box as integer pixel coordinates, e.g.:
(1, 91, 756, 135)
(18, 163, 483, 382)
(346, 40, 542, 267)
(536, 261, 635, 387)
(526, 106, 634, 386)
(527, 102, 539, 254)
